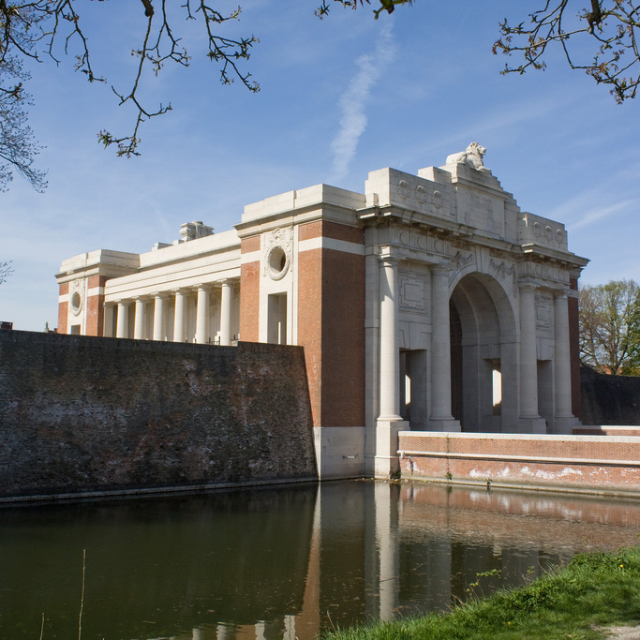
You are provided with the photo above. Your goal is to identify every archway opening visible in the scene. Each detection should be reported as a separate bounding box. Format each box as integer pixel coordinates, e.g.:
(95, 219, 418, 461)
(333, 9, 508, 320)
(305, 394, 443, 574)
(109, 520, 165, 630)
(449, 273, 517, 433)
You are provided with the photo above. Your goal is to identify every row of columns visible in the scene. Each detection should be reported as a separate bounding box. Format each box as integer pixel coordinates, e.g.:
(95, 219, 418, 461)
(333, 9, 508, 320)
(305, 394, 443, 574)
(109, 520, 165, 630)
(519, 285, 574, 431)
(112, 281, 236, 346)
(376, 253, 575, 437)
(377, 257, 458, 432)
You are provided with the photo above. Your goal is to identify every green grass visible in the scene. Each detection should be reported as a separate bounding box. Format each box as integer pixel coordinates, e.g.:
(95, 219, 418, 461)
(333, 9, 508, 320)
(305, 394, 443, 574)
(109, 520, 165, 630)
(324, 545, 640, 640)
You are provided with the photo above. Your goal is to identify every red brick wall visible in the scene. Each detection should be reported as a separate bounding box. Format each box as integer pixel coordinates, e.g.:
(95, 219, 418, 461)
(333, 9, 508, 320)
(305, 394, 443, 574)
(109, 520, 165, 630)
(399, 432, 640, 493)
(299, 220, 365, 245)
(320, 249, 365, 427)
(58, 283, 69, 334)
(239, 237, 261, 342)
(0, 332, 316, 500)
(86, 275, 107, 337)
(297, 221, 365, 428)
(569, 277, 581, 417)
(298, 248, 323, 426)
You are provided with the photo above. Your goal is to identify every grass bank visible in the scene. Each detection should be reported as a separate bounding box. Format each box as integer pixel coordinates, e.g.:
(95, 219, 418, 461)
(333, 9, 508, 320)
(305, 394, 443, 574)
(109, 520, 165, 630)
(325, 545, 640, 640)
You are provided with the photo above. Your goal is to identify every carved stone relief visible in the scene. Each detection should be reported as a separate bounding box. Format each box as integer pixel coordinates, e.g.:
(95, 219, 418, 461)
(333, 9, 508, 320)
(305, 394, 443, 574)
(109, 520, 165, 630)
(70, 279, 84, 316)
(489, 259, 518, 297)
(263, 227, 293, 280)
(398, 271, 428, 316)
(395, 230, 449, 257)
(393, 177, 451, 217)
(535, 293, 553, 330)
(398, 180, 410, 201)
(449, 250, 476, 284)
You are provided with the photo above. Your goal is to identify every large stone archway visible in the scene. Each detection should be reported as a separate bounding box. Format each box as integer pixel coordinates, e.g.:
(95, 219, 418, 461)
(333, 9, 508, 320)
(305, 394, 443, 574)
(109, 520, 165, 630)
(450, 272, 518, 433)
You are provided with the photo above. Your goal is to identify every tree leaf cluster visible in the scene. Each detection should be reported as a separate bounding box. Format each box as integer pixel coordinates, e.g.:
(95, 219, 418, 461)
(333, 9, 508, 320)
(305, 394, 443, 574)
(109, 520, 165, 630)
(579, 279, 640, 376)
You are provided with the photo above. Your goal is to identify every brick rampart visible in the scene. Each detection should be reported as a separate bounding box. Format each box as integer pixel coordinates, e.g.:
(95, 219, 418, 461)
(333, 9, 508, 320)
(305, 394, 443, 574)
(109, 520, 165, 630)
(581, 366, 640, 425)
(399, 431, 640, 495)
(0, 331, 316, 501)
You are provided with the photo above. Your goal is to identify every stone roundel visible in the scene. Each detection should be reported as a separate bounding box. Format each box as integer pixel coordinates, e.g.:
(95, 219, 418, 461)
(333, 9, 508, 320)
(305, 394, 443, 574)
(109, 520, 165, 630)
(266, 245, 290, 281)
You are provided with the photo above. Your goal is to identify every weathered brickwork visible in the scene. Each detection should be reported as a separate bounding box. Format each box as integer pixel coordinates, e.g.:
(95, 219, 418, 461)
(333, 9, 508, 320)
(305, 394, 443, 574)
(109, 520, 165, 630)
(241, 236, 261, 254)
(0, 330, 316, 500)
(298, 220, 365, 245)
(58, 282, 69, 334)
(581, 366, 640, 426)
(86, 275, 108, 337)
(239, 261, 260, 342)
(297, 221, 365, 428)
(320, 248, 365, 427)
(399, 432, 640, 494)
(298, 248, 323, 426)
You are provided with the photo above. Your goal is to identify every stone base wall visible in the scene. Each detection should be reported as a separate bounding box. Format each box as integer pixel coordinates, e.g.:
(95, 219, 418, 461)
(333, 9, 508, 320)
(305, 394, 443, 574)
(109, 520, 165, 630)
(398, 431, 640, 495)
(581, 366, 640, 425)
(0, 331, 317, 502)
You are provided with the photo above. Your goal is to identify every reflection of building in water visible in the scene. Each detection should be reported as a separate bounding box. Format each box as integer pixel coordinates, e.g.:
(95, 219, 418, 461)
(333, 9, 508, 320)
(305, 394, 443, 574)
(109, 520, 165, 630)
(150, 482, 640, 640)
(56, 144, 588, 479)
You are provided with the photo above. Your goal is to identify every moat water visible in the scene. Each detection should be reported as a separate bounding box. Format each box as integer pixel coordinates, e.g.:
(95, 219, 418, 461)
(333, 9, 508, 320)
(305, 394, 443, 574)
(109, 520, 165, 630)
(2, 481, 640, 640)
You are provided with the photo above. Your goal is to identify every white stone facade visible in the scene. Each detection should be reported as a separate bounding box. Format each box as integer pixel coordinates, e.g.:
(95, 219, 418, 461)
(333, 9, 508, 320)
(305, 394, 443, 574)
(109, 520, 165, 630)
(56, 145, 588, 479)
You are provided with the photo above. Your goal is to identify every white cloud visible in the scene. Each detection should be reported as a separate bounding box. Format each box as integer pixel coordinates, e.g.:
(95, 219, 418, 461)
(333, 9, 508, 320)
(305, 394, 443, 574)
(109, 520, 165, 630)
(568, 199, 637, 231)
(329, 22, 395, 182)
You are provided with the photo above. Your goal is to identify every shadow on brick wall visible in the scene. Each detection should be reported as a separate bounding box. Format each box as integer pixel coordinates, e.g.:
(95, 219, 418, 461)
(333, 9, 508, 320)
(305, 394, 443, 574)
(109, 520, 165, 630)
(0, 330, 317, 500)
(581, 366, 640, 425)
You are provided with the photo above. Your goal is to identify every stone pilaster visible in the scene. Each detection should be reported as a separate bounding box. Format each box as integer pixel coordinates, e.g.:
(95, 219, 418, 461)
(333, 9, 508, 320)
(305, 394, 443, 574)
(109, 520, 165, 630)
(116, 301, 129, 339)
(519, 283, 547, 433)
(553, 290, 578, 433)
(220, 280, 234, 346)
(134, 298, 146, 340)
(195, 285, 210, 345)
(153, 295, 165, 341)
(173, 289, 186, 343)
(429, 265, 460, 432)
(375, 253, 407, 478)
(103, 302, 115, 338)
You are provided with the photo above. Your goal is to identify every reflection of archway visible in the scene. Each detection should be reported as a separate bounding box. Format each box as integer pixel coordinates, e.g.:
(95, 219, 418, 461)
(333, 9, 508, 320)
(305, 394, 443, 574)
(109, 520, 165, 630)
(449, 273, 517, 432)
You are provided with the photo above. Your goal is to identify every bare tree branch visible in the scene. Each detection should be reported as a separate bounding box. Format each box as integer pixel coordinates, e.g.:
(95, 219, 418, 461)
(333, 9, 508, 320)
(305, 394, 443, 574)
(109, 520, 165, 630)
(0, 0, 260, 172)
(493, 0, 640, 103)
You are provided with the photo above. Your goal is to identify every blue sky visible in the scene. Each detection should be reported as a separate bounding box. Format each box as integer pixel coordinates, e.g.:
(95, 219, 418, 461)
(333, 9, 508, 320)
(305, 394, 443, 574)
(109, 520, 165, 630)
(1, 0, 639, 331)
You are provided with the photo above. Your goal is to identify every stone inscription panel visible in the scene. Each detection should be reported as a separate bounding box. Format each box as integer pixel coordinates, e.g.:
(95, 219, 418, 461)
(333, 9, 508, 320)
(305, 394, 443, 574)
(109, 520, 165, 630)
(399, 272, 429, 316)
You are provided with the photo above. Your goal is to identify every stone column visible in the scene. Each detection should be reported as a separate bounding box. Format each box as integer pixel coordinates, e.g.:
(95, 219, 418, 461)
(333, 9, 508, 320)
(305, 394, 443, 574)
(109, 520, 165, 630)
(116, 301, 129, 339)
(378, 254, 402, 422)
(429, 265, 460, 431)
(375, 253, 407, 478)
(519, 283, 546, 433)
(134, 298, 146, 340)
(153, 295, 165, 341)
(220, 280, 234, 346)
(103, 303, 115, 338)
(173, 289, 186, 343)
(553, 290, 576, 433)
(195, 285, 210, 344)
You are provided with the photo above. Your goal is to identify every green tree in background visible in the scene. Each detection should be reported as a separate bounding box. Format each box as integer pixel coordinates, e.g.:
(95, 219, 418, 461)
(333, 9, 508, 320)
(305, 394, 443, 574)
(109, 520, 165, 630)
(579, 280, 640, 375)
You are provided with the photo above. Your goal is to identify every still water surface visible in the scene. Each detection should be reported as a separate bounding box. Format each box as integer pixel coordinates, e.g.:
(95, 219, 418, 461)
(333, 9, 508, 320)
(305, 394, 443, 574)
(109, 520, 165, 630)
(2, 480, 640, 640)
